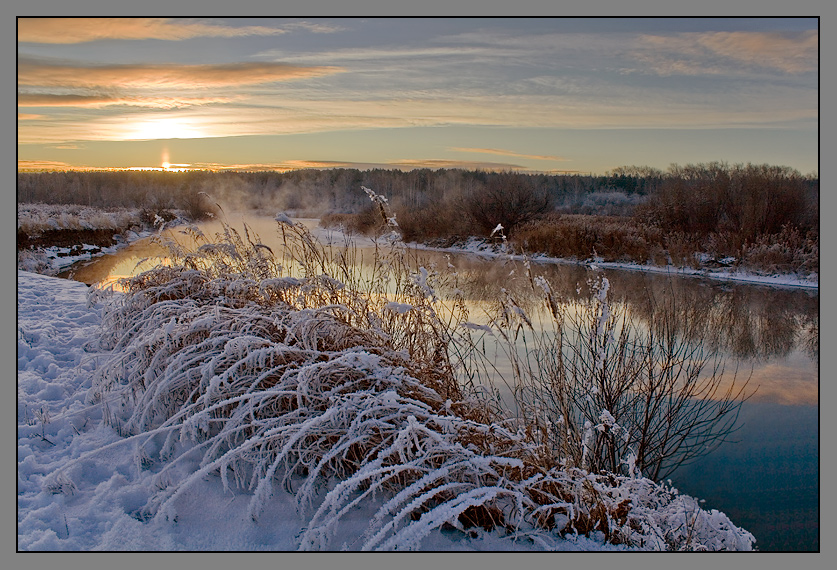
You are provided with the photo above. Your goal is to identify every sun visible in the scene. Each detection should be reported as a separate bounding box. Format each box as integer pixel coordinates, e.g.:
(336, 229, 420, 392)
(127, 117, 206, 141)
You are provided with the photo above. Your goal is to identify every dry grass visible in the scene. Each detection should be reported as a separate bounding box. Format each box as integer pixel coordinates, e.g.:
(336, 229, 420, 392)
(511, 214, 666, 264)
(509, 213, 817, 276)
(741, 225, 819, 276)
(65, 198, 755, 550)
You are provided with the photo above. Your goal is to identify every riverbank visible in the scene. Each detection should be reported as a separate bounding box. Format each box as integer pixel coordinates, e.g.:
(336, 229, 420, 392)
(18, 205, 818, 293)
(406, 236, 819, 291)
(16, 204, 183, 276)
(313, 220, 819, 291)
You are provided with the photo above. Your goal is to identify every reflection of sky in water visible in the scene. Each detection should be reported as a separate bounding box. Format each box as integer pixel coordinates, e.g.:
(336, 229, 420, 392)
(671, 401, 818, 551)
(734, 351, 817, 406)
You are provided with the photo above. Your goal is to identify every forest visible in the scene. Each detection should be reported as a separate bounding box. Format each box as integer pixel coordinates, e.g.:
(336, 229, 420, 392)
(17, 163, 819, 275)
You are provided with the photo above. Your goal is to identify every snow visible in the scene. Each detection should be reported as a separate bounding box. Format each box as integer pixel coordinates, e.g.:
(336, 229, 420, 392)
(17, 263, 757, 552)
(15, 270, 622, 551)
(17, 204, 162, 276)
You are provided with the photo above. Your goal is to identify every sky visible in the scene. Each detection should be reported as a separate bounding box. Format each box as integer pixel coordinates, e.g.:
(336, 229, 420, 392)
(17, 17, 819, 175)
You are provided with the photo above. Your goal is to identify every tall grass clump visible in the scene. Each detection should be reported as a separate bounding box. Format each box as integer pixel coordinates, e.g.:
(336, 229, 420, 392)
(461, 271, 753, 483)
(61, 190, 755, 550)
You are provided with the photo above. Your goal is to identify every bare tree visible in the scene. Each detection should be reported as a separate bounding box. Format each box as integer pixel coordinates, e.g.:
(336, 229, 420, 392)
(461, 172, 552, 236)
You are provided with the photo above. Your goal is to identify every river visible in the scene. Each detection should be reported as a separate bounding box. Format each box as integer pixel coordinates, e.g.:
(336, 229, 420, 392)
(60, 214, 819, 551)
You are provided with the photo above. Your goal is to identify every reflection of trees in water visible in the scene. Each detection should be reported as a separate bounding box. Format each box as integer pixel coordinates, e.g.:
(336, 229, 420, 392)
(625, 280, 812, 361)
(75, 238, 817, 363)
(800, 314, 819, 360)
(437, 254, 818, 362)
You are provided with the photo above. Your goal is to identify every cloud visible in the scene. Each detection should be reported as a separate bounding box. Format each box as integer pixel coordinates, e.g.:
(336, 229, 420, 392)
(17, 113, 42, 120)
(258, 45, 518, 65)
(18, 93, 235, 109)
(634, 30, 818, 75)
(280, 21, 344, 34)
(389, 159, 528, 171)
(18, 18, 294, 44)
(18, 59, 343, 90)
(17, 159, 77, 171)
(450, 147, 570, 162)
(196, 159, 537, 173)
(17, 87, 818, 146)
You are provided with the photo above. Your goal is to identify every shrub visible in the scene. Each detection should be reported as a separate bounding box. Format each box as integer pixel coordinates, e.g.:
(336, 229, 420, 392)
(460, 173, 552, 237)
(511, 215, 664, 263)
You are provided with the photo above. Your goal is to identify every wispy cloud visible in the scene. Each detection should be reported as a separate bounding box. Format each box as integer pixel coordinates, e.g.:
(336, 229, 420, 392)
(258, 45, 518, 65)
(389, 159, 529, 171)
(17, 87, 819, 146)
(633, 30, 818, 76)
(450, 147, 570, 161)
(17, 18, 329, 44)
(17, 112, 42, 120)
(17, 159, 78, 171)
(18, 93, 235, 109)
(215, 159, 536, 172)
(18, 59, 342, 90)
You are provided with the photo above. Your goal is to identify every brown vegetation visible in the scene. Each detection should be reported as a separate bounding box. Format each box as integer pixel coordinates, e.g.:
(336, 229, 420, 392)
(18, 162, 818, 276)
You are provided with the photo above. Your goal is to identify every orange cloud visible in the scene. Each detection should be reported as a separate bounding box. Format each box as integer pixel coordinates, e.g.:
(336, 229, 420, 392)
(17, 159, 78, 171)
(636, 30, 818, 75)
(156, 159, 544, 173)
(17, 112, 42, 120)
(450, 147, 570, 161)
(18, 60, 342, 89)
(18, 93, 234, 109)
(17, 18, 290, 44)
(390, 159, 528, 171)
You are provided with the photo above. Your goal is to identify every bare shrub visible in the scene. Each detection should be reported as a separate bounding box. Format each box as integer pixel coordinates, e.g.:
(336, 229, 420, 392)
(511, 215, 664, 263)
(461, 273, 752, 483)
(460, 173, 552, 237)
(636, 162, 813, 245)
(320, 205, 387, 236)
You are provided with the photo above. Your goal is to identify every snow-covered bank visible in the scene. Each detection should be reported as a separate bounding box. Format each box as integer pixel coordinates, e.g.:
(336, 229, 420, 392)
(16, 203, 184, 276)
(17, 269, 756, 551)
(17, 229, 156, 276)
(403, 237, 818, 291)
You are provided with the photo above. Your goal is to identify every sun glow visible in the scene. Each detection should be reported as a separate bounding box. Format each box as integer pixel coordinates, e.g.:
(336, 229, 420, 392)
(126, 117, 207, 141)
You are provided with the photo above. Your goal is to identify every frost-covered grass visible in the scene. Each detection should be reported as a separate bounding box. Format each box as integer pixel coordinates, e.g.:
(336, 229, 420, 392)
(18, 192, 757, 551)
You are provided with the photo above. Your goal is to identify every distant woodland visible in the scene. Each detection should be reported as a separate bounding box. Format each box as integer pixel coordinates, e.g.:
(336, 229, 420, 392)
(18, 163, 818, 274)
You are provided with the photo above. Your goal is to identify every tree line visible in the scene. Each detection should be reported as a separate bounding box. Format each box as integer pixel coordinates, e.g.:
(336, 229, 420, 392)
(18, 163, 818, 267)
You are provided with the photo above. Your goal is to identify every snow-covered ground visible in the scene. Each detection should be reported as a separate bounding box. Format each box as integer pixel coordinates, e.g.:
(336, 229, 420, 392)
(17, 269, 757, 552)
(14, 271, 624, 551)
